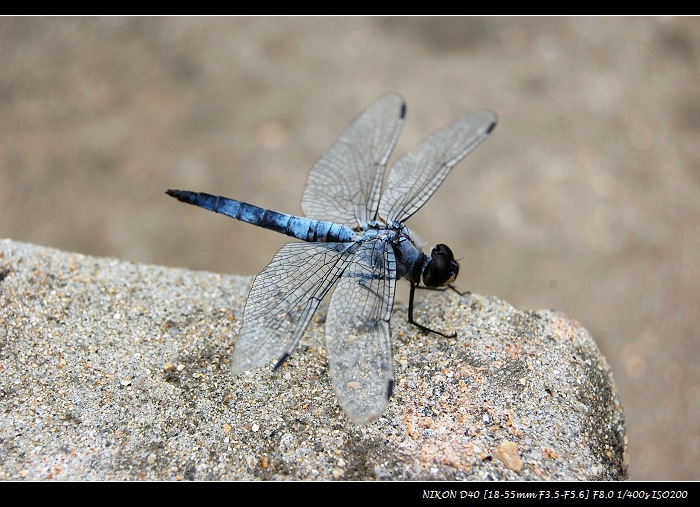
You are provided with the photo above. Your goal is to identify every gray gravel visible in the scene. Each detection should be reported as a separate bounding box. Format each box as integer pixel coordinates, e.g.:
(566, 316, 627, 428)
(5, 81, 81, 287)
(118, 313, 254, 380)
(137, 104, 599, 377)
(0, 239, 627, 480)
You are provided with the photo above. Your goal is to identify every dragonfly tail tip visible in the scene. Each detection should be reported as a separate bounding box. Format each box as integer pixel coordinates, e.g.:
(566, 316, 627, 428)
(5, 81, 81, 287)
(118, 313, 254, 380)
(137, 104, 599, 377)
(166, 189, 196, 204)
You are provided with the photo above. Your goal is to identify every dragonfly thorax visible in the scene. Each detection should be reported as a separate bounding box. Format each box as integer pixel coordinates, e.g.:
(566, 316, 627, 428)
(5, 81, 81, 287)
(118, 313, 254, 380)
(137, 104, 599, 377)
(387, 224, 428, 283)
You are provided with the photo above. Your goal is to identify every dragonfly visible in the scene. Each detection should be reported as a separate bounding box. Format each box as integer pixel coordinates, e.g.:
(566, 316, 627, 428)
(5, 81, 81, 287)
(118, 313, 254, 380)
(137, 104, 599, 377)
(166, 93, 496, 424)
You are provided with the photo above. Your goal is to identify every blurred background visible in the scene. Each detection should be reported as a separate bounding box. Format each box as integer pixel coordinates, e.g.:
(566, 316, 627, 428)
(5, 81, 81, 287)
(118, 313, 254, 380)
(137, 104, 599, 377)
(1, 17, 698, 480)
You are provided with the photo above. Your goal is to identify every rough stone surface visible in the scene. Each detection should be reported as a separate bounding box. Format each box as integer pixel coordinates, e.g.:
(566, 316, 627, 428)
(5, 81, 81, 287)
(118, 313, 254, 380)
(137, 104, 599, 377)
(0, 240, 628, 480)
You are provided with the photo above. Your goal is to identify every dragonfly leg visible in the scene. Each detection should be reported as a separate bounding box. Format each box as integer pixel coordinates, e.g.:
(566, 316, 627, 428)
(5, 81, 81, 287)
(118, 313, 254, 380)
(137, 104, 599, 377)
(407, 283, 457, 338)
(417, 284, 471, 297)
(447, 284, 471, 297)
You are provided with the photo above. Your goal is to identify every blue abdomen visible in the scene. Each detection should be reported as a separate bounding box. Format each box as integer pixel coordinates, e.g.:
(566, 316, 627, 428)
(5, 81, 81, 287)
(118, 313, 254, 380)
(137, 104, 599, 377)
(166, 190, 356, 243)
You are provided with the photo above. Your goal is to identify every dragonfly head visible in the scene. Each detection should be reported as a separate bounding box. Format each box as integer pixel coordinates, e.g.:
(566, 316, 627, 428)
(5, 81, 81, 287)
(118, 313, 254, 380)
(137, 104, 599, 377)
(422, 244, 460, 288)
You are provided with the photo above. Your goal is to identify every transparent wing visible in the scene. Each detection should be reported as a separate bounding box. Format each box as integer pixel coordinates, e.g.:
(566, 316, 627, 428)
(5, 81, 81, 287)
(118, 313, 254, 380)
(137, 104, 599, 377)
(324, 238, 396, 424)
(231, 241, 356, 375)
(301, 93, 406, 227)
(378, 110, 497, 224)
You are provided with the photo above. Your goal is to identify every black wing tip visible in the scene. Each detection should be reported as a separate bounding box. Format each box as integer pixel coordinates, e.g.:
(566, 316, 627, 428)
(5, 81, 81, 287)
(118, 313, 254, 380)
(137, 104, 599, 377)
(485, 118, 497, 135)
(387, 379, 395, 400)
(380, 92, 406, 118)
(273, 352, 291, 371)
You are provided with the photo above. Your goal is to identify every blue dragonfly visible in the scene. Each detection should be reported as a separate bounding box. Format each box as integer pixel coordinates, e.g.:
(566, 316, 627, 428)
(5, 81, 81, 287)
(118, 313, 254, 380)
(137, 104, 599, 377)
(167, 93, 496, 424)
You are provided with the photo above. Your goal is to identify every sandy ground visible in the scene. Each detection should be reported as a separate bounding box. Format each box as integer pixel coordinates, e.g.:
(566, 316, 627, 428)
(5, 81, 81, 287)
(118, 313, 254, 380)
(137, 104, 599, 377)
(1, 17, 698, 480)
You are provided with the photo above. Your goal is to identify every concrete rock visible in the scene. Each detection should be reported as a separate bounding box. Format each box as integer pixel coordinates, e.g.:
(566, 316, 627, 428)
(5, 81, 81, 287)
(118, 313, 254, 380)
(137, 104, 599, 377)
(0, 239, 628, 480)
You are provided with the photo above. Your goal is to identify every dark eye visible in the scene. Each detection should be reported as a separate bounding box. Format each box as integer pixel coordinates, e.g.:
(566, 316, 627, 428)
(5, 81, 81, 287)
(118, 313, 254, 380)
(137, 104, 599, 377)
(423, 244, 460, 288)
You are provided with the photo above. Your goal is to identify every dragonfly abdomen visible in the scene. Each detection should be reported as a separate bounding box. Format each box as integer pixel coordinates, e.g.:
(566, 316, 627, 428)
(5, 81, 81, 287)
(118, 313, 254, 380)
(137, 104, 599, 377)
(166, 190, 356, 243)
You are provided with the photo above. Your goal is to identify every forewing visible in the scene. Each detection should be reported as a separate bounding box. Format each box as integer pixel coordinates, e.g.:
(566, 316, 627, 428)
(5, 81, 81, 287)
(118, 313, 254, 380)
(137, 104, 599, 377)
(231, 241, 356, 375)
(378, 110, 497, 224)
(301, 93, 406, 226)
(324, 239, 396, 424)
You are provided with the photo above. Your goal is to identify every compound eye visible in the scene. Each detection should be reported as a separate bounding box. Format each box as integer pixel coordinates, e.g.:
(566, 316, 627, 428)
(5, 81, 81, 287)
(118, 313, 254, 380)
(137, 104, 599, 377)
(423, 244, 459, 288)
